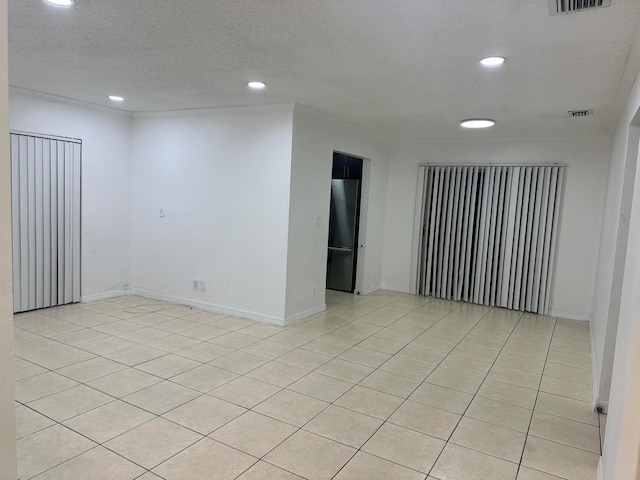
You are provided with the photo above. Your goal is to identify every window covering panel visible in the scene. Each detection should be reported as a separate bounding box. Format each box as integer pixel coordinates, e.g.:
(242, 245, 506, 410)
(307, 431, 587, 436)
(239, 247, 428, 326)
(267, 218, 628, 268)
(11, 132, 81, 313)
(414, 165, 564, 314)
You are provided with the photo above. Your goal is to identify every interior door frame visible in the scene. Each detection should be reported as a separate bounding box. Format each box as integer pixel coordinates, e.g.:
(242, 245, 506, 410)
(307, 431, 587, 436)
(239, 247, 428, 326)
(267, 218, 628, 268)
(353, 157, 371, 295)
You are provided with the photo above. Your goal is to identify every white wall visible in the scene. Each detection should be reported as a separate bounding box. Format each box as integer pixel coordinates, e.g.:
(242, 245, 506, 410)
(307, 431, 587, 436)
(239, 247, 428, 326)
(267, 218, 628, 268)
(600, 124, 640, 479)
(382, 137, 610, 320)
(591, 121, 639, 410)
(0, 0, 18, 477)
(284, 105, 391, 321)
(130, 106, 294, 323)
(596, 46, 640, 479)
(591, 37, 640, 409)
(8, 92, 133, 301)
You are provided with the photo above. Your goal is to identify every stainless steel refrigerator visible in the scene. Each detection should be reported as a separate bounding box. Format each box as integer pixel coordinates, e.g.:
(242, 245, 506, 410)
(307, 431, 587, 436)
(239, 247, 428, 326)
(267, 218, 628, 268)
(326, 179, 360, 292)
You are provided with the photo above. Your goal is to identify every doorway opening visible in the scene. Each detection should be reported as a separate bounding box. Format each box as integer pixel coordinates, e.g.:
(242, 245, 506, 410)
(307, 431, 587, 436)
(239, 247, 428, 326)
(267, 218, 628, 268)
(326, 152, 363, 293)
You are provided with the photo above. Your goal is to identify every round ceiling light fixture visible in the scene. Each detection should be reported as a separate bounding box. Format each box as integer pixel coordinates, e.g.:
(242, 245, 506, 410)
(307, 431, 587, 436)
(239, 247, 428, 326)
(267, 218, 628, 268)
(44, 0, 74, 6)
(108, 95, 125, 103)
(248, 81, 266, 90)
(460, 118, 496, 129)
(480, 56, 506, 67)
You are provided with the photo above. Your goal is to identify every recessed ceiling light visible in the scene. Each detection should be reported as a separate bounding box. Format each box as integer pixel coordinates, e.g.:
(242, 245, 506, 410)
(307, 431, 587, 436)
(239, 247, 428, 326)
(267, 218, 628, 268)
(108, 95, 125, 103)
(44, 0, 74, 6)
(480, 56, 506, 67)
(248, 81, 266, 90)
(460, 119, 496, 129)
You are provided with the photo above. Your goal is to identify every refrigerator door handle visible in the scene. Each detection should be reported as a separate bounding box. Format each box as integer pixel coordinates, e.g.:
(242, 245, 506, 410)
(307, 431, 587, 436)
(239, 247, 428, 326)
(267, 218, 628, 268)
(328, 246, 352, 252)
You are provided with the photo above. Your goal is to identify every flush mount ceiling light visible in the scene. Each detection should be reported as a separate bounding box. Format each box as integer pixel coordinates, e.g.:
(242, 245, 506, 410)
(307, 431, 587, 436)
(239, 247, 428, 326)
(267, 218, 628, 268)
(480, 56, 506, 67)
(44, 0, 74, 6)
(108, 95, 125, 102)
(460, 119, 496, 129)
(248, 81, 266, 90)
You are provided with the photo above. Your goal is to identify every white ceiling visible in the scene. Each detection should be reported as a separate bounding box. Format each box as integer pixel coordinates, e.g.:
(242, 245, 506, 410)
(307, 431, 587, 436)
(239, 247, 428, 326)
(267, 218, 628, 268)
(8, 0, 640, 140)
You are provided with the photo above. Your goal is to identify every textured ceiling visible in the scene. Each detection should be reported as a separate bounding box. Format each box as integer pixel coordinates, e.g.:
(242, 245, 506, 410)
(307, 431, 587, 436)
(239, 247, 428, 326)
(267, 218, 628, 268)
(8, 0, 640, 140)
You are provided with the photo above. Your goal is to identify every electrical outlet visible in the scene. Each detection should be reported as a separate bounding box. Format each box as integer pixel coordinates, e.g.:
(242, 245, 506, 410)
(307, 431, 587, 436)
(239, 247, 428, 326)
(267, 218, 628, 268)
(200, 281, 206, 292)
(193, 279, 199, 291)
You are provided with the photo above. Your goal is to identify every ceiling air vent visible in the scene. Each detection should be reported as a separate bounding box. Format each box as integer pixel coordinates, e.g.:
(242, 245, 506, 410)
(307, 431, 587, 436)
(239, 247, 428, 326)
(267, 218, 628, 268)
(549, 0, 611, 15)
(568, 109, 594, 117)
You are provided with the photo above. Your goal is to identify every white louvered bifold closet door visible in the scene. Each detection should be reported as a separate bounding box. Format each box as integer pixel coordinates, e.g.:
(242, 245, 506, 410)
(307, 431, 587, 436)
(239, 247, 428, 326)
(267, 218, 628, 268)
(10, 132, 81, 313)
(413, 165, 564, 314)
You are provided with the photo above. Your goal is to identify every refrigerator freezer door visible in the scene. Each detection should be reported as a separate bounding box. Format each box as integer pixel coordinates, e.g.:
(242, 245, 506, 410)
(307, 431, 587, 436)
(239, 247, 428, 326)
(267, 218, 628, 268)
(326, 247, 355, 292)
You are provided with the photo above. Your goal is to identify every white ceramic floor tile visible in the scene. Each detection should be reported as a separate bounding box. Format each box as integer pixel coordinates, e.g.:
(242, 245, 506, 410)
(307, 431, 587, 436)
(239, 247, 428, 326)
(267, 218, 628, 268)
(55, 357, 128, 383)
(264, 430, 356, 480)
(253, 389, 328, 427)
(334, 385, 404, 420)
(288, 372, 354, 402)
(15, 359, 48, 381)
(236, 461, 305, 479)
(334, 451, 425, 480)
(63, 400, 155, 443)
(389, 400, 461, 440)
(245, 361, 309, 387)
(30, 446, 145, 480)
(135, 354, 201, 378)
(163, 395, 246, 435)
(15, 405, 56, 439)
(171, 364, 238, 392)
(153, 437, 256, 480)
(105, 417, 202, 470)
(431, 442, 519, 480)
(529, 411, 601, 454)
(14, 295, 601, 480)
(15, 372, 79, 403)
(449, 416, 526, 462)
(303, 404, 383, 448)
(522, 436, 600, 480)
(209, 376, 281, 408)
(27, 385, 114, 421)
(122, 380, 200, 415)
(362, 422, 445, 474)
(87, 368, 162, 398)
(18, 425, 96, 479)
(210, 411, 297, 457)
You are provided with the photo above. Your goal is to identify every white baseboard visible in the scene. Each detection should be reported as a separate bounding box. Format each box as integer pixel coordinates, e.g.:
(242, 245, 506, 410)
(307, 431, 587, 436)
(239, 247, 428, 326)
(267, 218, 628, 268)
(283, 304, 326, 326)
(379, 284, 411, 294)
(550, 309, 591, 321)
(81, 289, 131, 303)
(360, 285, 381, 296)
(131, 288, 288, 326)
(597, 457, 604, 480)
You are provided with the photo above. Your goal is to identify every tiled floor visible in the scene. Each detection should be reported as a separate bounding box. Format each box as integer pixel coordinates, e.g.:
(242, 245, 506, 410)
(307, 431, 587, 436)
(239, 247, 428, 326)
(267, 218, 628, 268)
(13, 290, 602, 480)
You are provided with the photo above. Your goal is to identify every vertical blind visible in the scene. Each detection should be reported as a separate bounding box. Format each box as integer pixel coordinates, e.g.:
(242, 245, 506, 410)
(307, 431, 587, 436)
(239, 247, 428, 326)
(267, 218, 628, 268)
(11, 132, 81, 313)
(411, 165, 564, 314)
